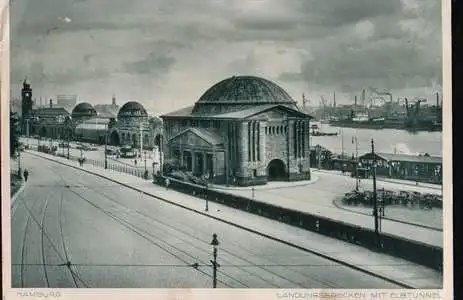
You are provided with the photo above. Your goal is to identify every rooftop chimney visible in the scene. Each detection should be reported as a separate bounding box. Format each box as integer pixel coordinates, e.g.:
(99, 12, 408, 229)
(112, 93, 116, 106)
(49, 98, 53, 108)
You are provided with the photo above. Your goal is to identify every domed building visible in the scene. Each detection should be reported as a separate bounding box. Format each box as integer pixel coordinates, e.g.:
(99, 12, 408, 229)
(108, 101, 162, 149)
(71, 102, 109, 143)
(71, 102, 97, 120)
(161, 75, 313, 186)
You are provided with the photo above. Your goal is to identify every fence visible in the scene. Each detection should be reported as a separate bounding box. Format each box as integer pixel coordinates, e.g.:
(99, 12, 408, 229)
(153, 175, 443, 271)
(85, 158, 149, 179)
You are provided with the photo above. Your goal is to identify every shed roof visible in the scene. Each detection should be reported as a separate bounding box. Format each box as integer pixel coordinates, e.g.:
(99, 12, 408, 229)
(360, 152, 442, 164)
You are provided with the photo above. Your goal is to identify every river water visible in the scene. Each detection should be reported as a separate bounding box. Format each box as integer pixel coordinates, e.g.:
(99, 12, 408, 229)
(311, 125, 443, 157)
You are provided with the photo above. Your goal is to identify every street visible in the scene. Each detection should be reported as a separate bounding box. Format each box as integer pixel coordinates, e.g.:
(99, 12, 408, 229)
(11, 153, 403, 288)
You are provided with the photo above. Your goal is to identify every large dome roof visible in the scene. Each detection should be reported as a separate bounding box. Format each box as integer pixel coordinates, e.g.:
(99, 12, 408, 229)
(71, 102, 97, 119)
(197, 76, 296, 105)
(117, 101, 147, 119)
(191, 76, 298, 115)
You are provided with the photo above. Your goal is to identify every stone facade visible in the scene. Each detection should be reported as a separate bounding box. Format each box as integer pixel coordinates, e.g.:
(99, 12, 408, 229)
(161, 75, 313, 186)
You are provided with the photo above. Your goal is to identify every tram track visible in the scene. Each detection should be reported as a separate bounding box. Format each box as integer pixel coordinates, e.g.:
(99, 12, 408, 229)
(76, 182, 339, 288)
(73, 184, 297, 288)
(15, 167, 87, 288)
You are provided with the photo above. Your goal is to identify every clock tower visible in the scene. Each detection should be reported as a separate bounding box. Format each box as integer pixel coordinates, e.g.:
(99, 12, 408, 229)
(21, 78, 33, 134)
(21, 79, 33, 117)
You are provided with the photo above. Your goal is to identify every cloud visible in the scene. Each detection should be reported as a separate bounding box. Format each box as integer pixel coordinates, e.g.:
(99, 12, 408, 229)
(123, 52, 175, 75)
(9, 0, 443, 112)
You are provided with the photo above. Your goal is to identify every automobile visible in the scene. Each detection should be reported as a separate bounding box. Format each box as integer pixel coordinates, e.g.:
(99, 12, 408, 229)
(18, 144, 25, 152)
(105, 148, 117, 155)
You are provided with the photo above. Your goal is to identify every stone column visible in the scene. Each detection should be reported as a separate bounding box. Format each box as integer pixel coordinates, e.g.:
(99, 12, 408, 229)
(238, 122, 249, 180)
(287, 119, 295, 177)
(258, 121, 266, 174)
(191, 150, 196, 173)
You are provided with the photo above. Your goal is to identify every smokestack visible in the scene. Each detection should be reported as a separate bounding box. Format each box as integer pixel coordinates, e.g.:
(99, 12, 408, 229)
(49, 98, 53, 108)
(333, 91, 336, 108)
(362, 89, 366, 106)
(354, 95, 357, 106)
(112, 93, 116, 106)
(436, 92, 439, 107)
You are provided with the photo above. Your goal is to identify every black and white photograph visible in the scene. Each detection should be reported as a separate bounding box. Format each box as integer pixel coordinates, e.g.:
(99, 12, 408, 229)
(2, 0, 452, 297)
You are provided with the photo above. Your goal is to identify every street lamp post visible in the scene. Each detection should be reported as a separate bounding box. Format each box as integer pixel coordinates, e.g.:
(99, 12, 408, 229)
(18, 149, 21, 177)
(371, 139, 380, 248)
(205, 173, 210, 212)
(67, 131, 70, 160)
(210, 234, 220, 288)
(144, 151, 147, 173)
(104, 124, 108, 169)
(354, 136, 359, 191)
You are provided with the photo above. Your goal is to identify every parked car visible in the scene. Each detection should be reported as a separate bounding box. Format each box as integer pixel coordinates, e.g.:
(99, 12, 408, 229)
(105, 148, 117, 155)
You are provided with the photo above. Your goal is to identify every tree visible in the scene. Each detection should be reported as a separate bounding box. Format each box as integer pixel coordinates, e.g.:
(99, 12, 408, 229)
(10, 112, 20, 157)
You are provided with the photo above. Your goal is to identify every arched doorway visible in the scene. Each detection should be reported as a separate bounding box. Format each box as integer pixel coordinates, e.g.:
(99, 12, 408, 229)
(267, 159, 287, 181)
(132, 133, 137, 147)
(40, 126, 47, 138)
(154, 134, 162, 147)
(110, 131, 120, 146)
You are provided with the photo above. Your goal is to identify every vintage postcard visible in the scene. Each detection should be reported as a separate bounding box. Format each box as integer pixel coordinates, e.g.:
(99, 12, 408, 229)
(1, 0, 452, 299)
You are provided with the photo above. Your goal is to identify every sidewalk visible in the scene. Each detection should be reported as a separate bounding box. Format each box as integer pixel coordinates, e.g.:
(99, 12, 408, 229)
(210, 176, 320, 191)
(24, 150, 443, 288)
(311, 169, 442, 191)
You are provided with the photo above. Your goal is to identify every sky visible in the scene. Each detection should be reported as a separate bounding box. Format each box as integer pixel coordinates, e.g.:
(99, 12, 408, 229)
(9, 0, 443, 114)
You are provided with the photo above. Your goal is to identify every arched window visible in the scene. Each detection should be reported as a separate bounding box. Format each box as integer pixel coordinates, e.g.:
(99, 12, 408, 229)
(276, 126, 279, 134)
(265, 126, 268, 135)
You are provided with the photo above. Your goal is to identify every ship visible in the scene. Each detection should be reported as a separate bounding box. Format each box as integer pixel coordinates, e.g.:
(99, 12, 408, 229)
(327, 94, 442, 132)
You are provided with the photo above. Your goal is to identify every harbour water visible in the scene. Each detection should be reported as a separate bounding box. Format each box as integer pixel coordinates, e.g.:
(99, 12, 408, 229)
(311, 125, 442, 157)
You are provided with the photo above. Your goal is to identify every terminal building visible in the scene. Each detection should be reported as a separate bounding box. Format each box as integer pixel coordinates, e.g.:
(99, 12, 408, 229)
(20, 80, 163, 150)
(161, 75, 313, 186)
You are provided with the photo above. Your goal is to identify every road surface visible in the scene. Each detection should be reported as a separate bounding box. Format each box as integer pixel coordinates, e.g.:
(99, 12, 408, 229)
(11, 153, 402, 288)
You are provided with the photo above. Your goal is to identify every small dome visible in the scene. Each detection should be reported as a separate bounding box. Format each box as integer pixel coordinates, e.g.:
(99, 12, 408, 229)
(117, 101, 147, 119)
(72, 102, 97, 119)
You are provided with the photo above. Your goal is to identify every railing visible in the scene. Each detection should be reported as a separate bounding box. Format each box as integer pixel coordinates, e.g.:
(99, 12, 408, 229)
(84, 158, 149, 179)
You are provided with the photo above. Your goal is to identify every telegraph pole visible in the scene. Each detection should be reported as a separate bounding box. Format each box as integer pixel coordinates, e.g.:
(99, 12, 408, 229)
(139, 125, 143, 157)
(371, 139, 380, 248)
(355, 136, 359, 190)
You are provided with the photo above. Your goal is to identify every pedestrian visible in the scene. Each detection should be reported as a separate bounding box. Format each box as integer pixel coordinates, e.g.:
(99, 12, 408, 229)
(165, 178, 170, 190)
(23, 169, 29, 182)
(134, 159, 137, 166)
